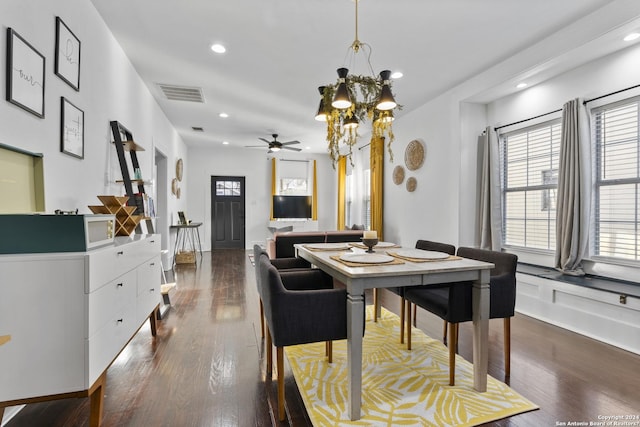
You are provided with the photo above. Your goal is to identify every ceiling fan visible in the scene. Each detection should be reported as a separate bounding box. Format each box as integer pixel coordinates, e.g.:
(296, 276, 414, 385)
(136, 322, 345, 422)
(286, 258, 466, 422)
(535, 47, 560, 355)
(246, 134, 302, 153)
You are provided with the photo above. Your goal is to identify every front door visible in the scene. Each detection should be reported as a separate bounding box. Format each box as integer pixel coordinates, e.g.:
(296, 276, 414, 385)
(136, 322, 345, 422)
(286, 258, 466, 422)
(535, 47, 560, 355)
(211, 176, 245, 249)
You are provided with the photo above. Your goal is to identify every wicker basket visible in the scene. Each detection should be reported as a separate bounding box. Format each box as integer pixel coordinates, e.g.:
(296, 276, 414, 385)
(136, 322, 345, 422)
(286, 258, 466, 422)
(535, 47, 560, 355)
(175, 250, 196, 264)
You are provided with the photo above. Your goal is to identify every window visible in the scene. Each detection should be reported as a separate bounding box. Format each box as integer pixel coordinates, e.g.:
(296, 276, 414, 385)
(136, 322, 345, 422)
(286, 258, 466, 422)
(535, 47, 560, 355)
(593, 98, 640, 261)
(215, 180, 241, 196)
(502, 121, 561, 250)
(363, 169, 371, 229)
(279, 178, 307, 195)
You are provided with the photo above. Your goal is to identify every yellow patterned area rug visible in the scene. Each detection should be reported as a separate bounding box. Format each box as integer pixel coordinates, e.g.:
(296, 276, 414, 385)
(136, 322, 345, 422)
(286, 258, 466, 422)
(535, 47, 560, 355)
(285, 307, 538, 426)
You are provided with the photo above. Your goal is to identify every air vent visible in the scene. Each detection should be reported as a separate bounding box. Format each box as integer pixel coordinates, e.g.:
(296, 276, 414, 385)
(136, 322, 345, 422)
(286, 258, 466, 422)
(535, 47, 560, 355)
(192, 126, 204, 132)
(157, 84, 205, 103)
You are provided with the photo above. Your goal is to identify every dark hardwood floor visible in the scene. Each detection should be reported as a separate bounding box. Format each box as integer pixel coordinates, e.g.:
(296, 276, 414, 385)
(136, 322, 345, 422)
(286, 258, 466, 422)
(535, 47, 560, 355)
(4, 249, 639, 427)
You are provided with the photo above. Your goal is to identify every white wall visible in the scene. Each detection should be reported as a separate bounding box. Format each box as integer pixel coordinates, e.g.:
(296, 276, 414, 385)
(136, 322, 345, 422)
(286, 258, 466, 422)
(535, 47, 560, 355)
(187, 146, 337, 250)
(0, 0, 187, 254)
(382, 91, 462, 248)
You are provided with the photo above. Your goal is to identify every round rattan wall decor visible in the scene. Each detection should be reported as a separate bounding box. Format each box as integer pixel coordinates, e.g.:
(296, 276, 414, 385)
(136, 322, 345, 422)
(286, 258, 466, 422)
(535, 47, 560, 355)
(176, 158, 184, 181)
(393, 165, 405, 185)
(406, 177, 417, 192)
(171, 178, 178, 195)
(405, 139, 425, 171)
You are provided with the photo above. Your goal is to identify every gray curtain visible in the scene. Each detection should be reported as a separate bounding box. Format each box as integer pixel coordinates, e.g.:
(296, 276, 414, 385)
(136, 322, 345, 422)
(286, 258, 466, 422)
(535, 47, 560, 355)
(555, 99, 590, 275)
(477, 126, 502, 251)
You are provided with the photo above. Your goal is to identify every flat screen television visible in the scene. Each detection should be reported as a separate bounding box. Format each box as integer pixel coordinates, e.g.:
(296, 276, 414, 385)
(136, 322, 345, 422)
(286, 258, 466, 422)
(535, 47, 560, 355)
(272, 195, 312, 219)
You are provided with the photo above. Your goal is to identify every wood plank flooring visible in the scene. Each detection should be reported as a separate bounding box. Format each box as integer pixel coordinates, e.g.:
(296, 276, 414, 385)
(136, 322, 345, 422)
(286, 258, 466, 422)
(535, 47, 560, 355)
(3, 249, 639, 426)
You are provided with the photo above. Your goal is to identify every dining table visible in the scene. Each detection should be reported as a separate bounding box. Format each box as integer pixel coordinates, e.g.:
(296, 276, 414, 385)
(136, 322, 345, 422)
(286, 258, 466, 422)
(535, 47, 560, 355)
(294, 242, 495, 421)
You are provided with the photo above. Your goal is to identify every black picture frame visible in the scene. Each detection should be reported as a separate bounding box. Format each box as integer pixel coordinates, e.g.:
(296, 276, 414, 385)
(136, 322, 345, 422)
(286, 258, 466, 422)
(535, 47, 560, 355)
(6, 28, 46, 118)
(60, 97, 84, 159)
(54, 17, 80, 91)
(177, 211, 187, 225)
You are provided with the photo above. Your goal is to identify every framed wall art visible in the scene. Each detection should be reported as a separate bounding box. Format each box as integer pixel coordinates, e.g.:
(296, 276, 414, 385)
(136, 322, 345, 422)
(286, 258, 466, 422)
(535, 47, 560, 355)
(60, 97, 84, 159)
(54, 17, 81, 91)
(6, 28, 46, 118)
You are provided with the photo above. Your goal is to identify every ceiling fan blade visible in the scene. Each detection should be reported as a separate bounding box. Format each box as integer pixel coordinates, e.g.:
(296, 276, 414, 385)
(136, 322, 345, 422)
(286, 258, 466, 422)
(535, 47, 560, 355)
(281, 140, 301, 145)
(283, 146, 302, 152)
(258, 137, 270, 144)
(245, 145, 265, 148)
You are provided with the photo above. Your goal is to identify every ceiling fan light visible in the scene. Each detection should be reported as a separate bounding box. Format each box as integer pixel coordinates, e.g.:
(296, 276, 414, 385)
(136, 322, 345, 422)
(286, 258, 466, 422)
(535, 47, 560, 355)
(270, 146, 281, 152)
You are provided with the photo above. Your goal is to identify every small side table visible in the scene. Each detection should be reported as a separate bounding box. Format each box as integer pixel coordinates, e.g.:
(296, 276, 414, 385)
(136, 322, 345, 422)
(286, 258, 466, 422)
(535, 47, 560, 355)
(170, 222, 203, 266)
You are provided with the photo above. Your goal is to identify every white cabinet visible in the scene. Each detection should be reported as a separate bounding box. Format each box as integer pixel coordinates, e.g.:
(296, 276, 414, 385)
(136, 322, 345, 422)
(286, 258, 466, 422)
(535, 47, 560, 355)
(0, 234, 161, 425)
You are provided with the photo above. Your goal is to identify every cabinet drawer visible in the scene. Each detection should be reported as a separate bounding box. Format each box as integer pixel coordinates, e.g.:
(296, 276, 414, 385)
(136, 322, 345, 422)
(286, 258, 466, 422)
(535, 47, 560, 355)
(86, 303, 137, 386)
(136, 255, 161, 324)
(86, 235, 160, 292)
(137, 255, 161, 296)
(87, 269, 137, 338)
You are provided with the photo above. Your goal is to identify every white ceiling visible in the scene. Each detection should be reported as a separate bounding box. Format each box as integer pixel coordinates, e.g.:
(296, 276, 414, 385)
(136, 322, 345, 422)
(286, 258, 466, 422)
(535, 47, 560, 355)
(90, 0, 640, 153)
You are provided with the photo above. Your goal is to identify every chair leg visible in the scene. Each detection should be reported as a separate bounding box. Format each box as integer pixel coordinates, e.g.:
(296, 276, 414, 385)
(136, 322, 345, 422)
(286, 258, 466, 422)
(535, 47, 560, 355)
(406, 299, 412, 351)
(400, 296, 405, 344)
(277, 347, 285, 421)
(443, 320, 448, 344)
(412, 303, 417, 327)
(266, 328, 273, 376)
(326, 341, 333, 363)
(259, 299, 265, 338)
(504, 317, 511, 377)
(448, 322, 457, 386)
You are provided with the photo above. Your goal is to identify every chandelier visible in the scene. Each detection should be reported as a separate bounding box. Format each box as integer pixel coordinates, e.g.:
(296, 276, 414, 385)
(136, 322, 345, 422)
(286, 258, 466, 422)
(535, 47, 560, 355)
(315, 0, 399, 165)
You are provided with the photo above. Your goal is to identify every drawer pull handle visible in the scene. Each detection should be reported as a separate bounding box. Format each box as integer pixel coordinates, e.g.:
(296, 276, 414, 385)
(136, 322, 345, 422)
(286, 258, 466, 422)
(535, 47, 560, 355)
(150, 240, 155, 243)
(117, 251, 124, 255)
(150, 288, 155, 292)
(117, 283, 123, 287)
(150, 262, 155, 266)
(116, 319, 123, 324)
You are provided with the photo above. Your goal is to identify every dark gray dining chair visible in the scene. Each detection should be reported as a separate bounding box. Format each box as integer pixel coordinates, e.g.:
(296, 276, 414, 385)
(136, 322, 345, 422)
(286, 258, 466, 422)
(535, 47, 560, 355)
(258, 256, 347, 421)
(252, 245, 312, 338)
(404, 247, 518, 385)
(384, 240, 456, 346)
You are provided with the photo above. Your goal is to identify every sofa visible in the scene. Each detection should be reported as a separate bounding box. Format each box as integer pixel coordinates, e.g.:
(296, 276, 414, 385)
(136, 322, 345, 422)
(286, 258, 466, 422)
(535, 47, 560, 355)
(267, 230, 364, 258)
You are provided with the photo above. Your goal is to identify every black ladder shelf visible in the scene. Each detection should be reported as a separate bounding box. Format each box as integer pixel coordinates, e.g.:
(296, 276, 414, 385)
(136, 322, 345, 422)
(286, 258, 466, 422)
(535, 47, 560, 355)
(110, 120, 154, 234)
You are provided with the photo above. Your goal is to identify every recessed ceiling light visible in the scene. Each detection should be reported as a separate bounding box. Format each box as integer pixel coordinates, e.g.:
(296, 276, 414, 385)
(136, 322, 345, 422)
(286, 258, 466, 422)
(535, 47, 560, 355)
(222, 141, 229, 145)
(624, 33, 640, 42)
(210, 43, 226, 54)
(391, 71, 403, 79)
(306, 146, 311, 150)
(219, 112, 229, 118)
(516, 82, 528, 89)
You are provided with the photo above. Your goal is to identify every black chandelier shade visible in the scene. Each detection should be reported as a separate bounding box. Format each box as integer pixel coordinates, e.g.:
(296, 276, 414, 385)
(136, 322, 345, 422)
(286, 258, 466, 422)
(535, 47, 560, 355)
(332, 68, 352, 109)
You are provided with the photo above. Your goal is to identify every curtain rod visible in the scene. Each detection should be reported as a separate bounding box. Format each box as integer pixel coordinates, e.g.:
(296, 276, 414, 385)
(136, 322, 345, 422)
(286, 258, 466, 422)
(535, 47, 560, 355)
(494, 109, 562, 132)
(583, 83, 640, 105)
(278, 158, 309, 163)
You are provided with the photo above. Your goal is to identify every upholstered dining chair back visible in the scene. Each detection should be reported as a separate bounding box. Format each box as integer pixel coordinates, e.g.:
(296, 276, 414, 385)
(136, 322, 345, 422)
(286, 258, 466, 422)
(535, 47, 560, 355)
(259, 256, 347, 347)
(456, 247, 518, 319)
(415, 239, 456, 255)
